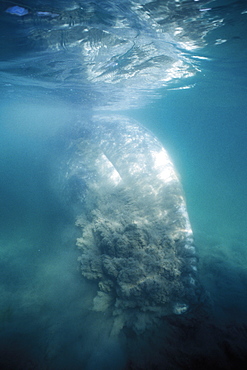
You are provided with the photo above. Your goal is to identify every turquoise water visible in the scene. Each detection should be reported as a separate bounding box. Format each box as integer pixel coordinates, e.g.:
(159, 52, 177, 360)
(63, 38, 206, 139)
(131, 79, 247, 320)
(130, 53, 247, 325)
(1, 1, 247, 369)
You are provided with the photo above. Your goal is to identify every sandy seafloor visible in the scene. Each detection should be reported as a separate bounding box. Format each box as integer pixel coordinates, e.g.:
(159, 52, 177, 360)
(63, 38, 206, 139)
(1, 3, 247, 370)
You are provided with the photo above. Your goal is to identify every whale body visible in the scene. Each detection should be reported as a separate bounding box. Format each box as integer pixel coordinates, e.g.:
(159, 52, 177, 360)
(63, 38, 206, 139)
(61, 115, 200, 333)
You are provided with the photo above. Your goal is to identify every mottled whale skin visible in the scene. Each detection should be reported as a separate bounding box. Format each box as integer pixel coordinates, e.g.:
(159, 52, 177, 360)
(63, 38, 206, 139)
(62, 115, 200, 334)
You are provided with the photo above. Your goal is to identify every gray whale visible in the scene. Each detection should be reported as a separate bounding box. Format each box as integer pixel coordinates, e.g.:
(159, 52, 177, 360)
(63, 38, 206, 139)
(63, 115, 199, 334)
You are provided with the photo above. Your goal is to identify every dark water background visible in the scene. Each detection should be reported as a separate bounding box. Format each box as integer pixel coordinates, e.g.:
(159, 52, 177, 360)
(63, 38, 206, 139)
(0, 1, 247, 369)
